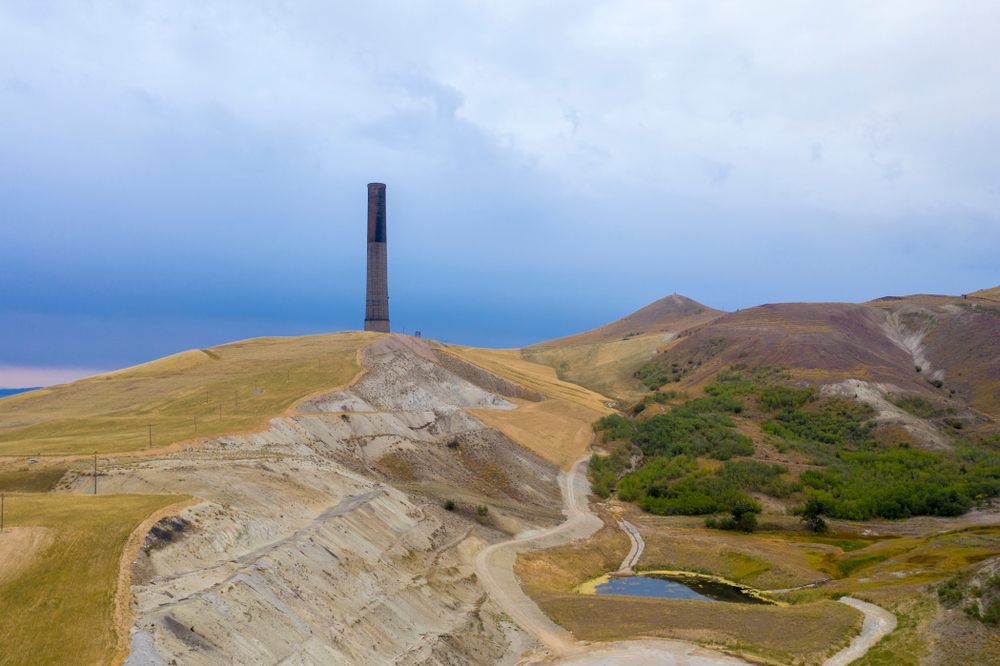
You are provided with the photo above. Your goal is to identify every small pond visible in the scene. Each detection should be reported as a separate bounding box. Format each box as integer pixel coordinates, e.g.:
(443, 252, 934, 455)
(590, 572, 775, 605)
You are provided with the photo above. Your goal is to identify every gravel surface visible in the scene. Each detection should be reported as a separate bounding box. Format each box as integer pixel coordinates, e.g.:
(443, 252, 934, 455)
(823, 597, 898, 666)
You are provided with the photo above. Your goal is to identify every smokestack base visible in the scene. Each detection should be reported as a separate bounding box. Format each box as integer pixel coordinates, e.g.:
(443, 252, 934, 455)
(364, 319, 390, 333)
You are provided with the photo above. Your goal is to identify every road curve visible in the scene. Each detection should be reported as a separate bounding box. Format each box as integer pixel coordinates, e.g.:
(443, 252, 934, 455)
(474, 456, 897, 666)
(473, 457, 749, 665)
(473, 456, 603, 655)
(823, 598, 897, 666)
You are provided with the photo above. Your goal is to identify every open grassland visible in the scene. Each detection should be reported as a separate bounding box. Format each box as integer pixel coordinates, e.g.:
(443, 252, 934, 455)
(470, 397, 606, 471)
(520, 335, 664, 403)
(635, 531, 827, 591)
(522, 502, 1000, 662)
(971, 286, 1000, 302)
(515, 521, 862, 665)
(443, 346, 615, 414)
(443, 345, 614, 470)
(0, 332, 381, 457)
(0, 493, 187, 666)
(0, 463, 68, 492)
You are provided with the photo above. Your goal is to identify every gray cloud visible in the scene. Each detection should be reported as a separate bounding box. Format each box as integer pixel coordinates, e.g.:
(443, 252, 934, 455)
(0, 1, 999, 376)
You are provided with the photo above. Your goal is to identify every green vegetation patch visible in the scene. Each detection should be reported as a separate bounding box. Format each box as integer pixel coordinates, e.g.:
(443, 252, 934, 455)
(797, 445, 1000, 520)
(956, 301, 1000, 318)
(634, 338, 733, 390)
(893, 395, 944, 418)
(937, 570, 1000, 626)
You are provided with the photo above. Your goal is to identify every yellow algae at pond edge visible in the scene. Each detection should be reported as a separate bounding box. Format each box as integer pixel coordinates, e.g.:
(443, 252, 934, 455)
(574, 569, 784, 606)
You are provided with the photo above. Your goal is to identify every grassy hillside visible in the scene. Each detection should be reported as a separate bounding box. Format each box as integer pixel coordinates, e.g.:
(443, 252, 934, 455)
(632, 297, 1000, 419)
(970, 285, 1000, 302)
(442, 346, 614, 469)
(534, 294, 723, 346)
(0, 493, 187, 666)
(520, 334, 664, 402)
(0, 332, 381, 458)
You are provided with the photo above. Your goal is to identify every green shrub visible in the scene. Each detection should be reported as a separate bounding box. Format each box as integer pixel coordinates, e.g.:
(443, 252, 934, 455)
(894, 396, 941, 418)
(758, 386, 816, 412)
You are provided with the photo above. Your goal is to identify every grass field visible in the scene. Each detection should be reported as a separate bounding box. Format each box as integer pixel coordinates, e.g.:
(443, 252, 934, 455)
(515, 522, 862, 665)
(442, 346, 614, 469)
(0, 492, 187, 666)
(443, 346, 615, 414)
(0, 332, 381, 458)
(470, 397, 606, 471)
(520, 335, 664, 403)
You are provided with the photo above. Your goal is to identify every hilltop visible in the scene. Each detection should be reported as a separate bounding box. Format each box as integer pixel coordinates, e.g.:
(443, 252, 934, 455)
(535, 294, 724, 347)
(634, 292, 1000, 427)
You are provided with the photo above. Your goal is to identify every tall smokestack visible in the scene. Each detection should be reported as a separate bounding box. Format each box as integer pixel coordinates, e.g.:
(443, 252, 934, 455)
(364, 183, 390, 333)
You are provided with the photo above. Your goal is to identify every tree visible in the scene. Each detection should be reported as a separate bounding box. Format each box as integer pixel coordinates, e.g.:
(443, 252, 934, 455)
(730, 500, 758, 533)
(801, 498, 829, 533)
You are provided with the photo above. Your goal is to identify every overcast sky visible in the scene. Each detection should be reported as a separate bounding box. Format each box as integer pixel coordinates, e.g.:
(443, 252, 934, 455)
(2, 1, 999, 386)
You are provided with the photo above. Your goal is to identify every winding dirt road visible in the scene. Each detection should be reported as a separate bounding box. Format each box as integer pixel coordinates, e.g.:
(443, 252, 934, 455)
(474, 456, 897, 666)
(473, 457, 749, 665)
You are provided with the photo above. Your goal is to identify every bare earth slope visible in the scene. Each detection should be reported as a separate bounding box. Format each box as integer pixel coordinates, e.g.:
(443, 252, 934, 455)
(70, 335, 567, 666)
(640, 294, 1000, 441)
(535, 294, 724, 347)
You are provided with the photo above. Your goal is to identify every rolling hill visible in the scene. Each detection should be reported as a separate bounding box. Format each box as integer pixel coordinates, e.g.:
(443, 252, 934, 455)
(534, 294, 724, 347)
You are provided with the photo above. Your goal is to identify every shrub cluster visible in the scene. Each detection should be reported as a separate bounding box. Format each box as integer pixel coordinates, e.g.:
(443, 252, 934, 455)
(894, 395, 943, 418)
(589, 450, 634, 499)
(798, 447, 1000, 520)
(704, 500, 760, 532)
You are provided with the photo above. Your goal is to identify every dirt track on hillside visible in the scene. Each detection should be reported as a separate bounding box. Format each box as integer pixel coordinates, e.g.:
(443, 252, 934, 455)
(473, 457, 752, 665)
(474, 456, 901, 666)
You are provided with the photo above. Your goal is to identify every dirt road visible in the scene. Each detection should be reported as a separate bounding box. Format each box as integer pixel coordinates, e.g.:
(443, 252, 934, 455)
(475, 456, 899, 666)
(473, 456, 750, 665)
(824, 598, 898, 666)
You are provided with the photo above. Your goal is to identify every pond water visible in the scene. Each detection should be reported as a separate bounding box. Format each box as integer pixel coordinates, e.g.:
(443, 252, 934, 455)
(593, 572, 774, 605)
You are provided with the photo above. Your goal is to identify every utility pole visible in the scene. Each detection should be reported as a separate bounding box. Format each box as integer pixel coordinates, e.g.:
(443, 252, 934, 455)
(194, 415, 198, 434)
(93, 452, 97, 495)
(219, 403, 222, 420)
(235, 390, 238, 408)
(1, 492, 4, 532)
(148, 424, 152, 449)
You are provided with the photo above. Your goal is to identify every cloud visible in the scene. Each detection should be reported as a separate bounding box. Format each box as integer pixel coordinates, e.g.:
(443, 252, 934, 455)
(0, 1, 998, 363)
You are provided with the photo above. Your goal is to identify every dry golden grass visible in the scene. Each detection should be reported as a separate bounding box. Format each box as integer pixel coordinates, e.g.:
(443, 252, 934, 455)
(0, 526, 54, 586)
(971, 285, 1000, 302)
(442, 346, 614, 470)
(470, 397, 605, 471)
(443, 346, 614, 413)
(520, 335, 664, 402)
(0, 332, 381, 458)
(0, 492, 186, 666)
